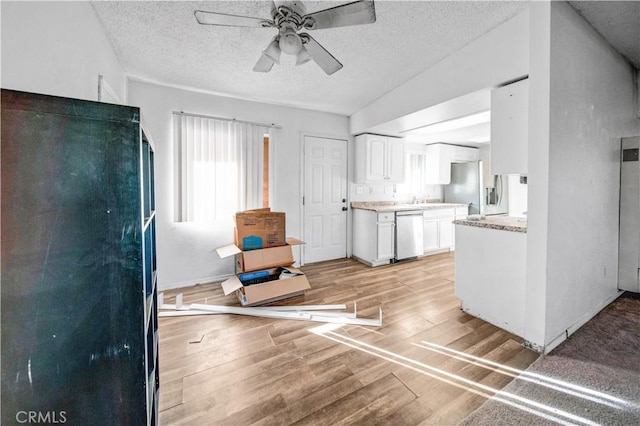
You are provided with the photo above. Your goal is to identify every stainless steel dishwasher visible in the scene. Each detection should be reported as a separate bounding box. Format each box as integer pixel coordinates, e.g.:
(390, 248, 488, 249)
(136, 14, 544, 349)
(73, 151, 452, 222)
(395, 210, 424, 260)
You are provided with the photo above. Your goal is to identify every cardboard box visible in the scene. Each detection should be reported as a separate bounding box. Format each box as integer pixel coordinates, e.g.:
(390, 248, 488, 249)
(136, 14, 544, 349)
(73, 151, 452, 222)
(216, 237, 304, 273)
(234, 209, 286, 250)
(220, 267, 311, 306)
(216, 236, 309, 306)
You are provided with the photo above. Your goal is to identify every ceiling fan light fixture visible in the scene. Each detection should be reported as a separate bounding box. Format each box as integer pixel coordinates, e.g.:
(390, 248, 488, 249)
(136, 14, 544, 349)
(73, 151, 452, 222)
(279, 28, 302, 55)
(263, 37, 281, 63)
(195, 0, 378, 75)
(295, 46, 312, 66)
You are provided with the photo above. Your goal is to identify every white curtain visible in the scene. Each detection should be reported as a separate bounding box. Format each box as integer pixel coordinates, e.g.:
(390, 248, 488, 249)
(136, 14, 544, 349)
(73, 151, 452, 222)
(173, 113, 270, 222)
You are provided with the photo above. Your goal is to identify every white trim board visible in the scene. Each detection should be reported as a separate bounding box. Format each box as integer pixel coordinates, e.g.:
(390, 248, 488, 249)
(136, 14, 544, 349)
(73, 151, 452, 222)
(158, 273, 234, 291)
(159, 301, 382, 327)
(543, 290, 624, 354)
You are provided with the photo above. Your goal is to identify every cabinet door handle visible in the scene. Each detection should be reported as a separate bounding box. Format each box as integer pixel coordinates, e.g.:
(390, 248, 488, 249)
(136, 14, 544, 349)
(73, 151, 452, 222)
(342, 207, 348, 211)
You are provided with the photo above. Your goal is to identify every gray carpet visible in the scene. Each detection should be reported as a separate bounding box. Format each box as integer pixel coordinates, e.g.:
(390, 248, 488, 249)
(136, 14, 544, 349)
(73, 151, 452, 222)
(461, 292, 640, 425)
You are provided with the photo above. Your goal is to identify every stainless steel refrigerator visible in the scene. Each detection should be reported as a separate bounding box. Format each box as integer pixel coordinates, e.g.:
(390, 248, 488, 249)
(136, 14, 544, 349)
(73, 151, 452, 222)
(444, 161, 509, 216)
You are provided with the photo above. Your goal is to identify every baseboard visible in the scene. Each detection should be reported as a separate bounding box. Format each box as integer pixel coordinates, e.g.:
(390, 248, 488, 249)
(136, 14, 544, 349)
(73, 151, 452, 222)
(422, 248, 451, 256)
(158, 273, 234, 292)
(543, 290, 624, 354)
(352, 255, 390, 267)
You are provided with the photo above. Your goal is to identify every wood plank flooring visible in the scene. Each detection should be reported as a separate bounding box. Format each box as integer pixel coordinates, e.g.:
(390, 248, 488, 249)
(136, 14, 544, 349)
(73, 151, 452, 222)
(158, 253, 539, 425)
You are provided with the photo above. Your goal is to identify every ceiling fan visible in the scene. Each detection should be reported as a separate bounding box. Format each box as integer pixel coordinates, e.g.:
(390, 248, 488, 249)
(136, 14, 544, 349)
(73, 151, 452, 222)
(194, 1, 376, 75)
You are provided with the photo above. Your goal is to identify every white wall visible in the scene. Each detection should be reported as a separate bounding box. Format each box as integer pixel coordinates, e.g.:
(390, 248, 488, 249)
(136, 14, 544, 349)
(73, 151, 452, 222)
(1, 1, 126, 102)
(127, 81, 350, 290)
(346, 9, 531, 206)
(545, 1, 639, 349)
(527, 1, 640, 353)
(524, 0, 552, 352)
(349, 180, 442, 204)
(350, 9, 529, 135)
(349, 182, 443, 203)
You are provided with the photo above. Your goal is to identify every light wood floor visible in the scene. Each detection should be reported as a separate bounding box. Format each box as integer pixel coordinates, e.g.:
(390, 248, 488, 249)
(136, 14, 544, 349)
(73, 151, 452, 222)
(158, 253, 539, 425)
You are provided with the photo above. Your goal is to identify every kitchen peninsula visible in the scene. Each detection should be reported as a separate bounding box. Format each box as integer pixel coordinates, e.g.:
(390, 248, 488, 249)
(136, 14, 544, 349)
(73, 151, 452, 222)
(454, 216, 527, 338)
(351, 201, 468, 266)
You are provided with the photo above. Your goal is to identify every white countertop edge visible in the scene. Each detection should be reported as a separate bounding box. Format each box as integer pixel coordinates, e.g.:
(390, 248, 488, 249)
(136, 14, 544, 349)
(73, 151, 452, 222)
(351, 202, 468, 213)
(453, 218, 527, 233)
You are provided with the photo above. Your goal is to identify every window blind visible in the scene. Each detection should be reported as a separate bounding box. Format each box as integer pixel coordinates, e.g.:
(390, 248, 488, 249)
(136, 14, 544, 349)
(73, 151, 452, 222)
(173, 113, 271, 222)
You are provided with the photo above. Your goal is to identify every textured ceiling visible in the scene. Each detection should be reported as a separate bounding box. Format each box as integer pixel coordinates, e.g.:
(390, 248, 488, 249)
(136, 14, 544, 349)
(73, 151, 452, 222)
(91, 1, 529, 116)
(92, 0, 639, 134)
(568, 0, 640, 68)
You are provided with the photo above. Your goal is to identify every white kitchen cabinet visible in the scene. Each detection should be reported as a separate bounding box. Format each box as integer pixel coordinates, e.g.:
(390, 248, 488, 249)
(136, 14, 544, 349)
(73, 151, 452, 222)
(450, 206, 469, 250)
(421, 206, 468, 253)
(424, 144, 450, 184)
(439, 217, 454, 248)
(387, 138, 405, 182)
(377, 220, 396, 261)
(422, 218, 439, 252)
(353, 209, 395, 266)
(355, 134, 405, 183)
(491, 78, 529, 175)
(425, 143, 479, 184)
(422, 208, 465, 254)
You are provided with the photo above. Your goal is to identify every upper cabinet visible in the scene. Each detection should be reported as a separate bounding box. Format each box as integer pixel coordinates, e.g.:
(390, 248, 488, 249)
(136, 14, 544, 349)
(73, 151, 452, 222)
(425, 143, 479, 184)
(355, 133, 405, 183)
(491, 78, 529, 175)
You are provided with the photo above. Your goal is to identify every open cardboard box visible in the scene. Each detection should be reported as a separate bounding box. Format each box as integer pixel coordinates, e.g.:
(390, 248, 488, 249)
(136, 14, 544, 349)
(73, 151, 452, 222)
(220, 267, 310, 306)
(216, 237, 304, 273)
(216, 237, 309, 306)
(234, 209, 286, 250)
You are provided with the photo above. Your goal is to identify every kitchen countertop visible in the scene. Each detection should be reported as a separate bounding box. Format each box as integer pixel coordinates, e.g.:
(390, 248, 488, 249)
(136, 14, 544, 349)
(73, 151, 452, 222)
(351, 201, 468, 213)
(453, 216, 527, 233)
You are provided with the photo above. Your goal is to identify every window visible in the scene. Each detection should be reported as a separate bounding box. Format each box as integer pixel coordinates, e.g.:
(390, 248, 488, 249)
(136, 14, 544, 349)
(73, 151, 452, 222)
(397, 151, 425, 195)
(173, 113, 272, 222)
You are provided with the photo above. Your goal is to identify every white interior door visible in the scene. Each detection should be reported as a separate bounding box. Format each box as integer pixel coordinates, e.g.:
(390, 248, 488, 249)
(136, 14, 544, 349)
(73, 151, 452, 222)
(303, 135, 348, 264)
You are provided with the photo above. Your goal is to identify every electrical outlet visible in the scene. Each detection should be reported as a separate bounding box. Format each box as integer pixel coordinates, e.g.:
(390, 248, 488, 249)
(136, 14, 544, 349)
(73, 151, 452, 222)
(356, 186, 363, 194)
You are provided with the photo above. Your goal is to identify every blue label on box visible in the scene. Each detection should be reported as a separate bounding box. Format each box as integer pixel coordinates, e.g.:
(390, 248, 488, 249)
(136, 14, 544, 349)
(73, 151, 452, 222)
(242, 235, 263, 250)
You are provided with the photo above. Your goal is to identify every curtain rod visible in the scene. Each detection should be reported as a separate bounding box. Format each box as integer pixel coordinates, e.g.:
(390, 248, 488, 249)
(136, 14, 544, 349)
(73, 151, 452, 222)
(173, 111, 282, 129)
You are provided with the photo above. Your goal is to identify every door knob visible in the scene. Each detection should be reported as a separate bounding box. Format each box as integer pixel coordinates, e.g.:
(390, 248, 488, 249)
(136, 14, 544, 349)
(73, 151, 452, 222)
(342, 198, 347, 203)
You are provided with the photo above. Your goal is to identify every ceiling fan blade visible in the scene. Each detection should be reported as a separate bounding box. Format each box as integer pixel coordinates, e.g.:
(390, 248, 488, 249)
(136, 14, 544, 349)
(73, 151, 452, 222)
(194, 10, 272, 28)
(253, 53, 275, 73)
(300, 34, 343, 75)
(302, 0, 376, 30)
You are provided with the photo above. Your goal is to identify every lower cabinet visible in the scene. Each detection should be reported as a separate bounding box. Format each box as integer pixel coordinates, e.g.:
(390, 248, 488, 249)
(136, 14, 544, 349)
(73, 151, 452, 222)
(423, 218, 440, 252)
(353, 206, 469, 266)
(353, 210, 396, 266)
(377, 219, 396, 261)
(451, 207, 469, 249)
(423, 207, 468, 254)
(439, 217, 455, 248)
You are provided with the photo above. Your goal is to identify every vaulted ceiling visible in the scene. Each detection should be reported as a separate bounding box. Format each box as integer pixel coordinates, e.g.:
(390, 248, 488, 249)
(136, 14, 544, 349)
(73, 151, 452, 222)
(91, 1, 529, 116)
(92, 1, 639, 142)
